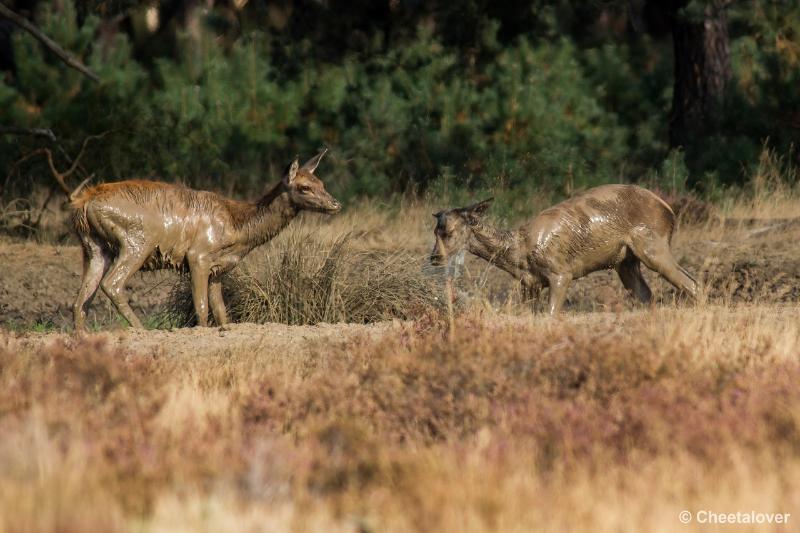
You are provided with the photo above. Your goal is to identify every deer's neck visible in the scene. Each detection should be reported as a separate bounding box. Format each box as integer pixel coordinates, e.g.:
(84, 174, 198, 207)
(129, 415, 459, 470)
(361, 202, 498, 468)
(467, 222, 526, 279)
(240, 184, 298, 247)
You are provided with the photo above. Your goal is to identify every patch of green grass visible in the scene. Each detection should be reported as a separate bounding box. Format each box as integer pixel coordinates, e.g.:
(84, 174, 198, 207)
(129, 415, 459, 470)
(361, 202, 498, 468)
(3, 319, 63, 333)
(142, 311, 187, 331)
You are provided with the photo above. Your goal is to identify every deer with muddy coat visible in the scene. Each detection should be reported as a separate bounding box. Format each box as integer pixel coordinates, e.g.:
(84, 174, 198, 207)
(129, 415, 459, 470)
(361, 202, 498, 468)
(64, 150, 340, 330)
(430, 184, 698, 314)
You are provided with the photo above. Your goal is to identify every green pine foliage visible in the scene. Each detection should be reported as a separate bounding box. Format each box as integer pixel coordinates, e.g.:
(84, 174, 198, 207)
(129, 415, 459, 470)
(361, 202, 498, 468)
(1, 0, 798, 202)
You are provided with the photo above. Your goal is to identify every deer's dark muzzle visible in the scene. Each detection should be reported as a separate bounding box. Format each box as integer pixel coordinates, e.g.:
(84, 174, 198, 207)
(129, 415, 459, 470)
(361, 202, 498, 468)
(429, 253, 445, 266)
(430, 238, 447, 266)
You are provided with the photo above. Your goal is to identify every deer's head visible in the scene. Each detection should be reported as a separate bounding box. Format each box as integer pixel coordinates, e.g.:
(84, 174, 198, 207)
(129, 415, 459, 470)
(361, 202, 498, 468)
(430, 198, 493, 266)
(283, 149, 341, 214)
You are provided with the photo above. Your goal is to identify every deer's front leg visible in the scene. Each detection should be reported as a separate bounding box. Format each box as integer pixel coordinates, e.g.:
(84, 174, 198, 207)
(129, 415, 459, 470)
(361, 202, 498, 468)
(189, 261, 211, 327)
(209, 277, 229, 325)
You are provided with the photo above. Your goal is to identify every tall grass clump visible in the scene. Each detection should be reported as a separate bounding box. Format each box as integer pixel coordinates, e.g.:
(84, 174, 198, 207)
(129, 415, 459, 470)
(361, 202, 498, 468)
(166, 227, 442, 326)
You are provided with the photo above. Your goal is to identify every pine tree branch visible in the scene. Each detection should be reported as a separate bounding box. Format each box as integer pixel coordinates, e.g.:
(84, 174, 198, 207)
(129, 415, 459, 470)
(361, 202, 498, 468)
(0, 2, 99, 82)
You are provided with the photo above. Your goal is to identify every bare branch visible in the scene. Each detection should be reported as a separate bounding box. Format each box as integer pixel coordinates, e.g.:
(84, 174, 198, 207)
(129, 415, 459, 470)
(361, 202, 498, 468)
(9, 147, 72, 196)
(0, 125, 56, 141)
(57, 131, 110, 180)
(0, 2, 99, 82)
(27, 131, 109, 197)
(25, 147, 72, 196)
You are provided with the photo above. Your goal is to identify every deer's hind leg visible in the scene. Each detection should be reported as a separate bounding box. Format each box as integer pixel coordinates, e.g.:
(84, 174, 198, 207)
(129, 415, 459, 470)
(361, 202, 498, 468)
(628, 229, 698, 299)
(520, 274, 543, 309)
(74, 236, 110, 331)
(547, 273, 572, 315)
(100, 241, 152, 329)
(616, 252, 652, 304)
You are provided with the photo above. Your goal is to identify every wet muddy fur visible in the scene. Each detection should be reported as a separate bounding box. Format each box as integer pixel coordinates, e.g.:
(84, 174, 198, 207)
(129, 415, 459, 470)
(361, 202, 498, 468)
(431, 184, 698, 314)
(67, 151, 341, 330)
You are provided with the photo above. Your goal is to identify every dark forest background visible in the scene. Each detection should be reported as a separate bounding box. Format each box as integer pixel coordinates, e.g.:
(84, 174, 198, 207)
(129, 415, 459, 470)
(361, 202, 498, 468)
(0, 0, 798, 205)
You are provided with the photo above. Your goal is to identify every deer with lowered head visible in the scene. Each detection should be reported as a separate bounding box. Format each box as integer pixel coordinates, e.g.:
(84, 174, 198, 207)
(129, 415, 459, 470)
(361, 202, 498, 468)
(430, 184, 698, 314)
(58, 150, 340, 330)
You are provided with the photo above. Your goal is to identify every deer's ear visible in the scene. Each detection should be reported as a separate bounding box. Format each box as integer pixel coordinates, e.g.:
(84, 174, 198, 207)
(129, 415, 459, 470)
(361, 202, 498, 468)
(462, 197, 493, 223)
(302, 147, 328, 174)
(284, 157, 300, 185)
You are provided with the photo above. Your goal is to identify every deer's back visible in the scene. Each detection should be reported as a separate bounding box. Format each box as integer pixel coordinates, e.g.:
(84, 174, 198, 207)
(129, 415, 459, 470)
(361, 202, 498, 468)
(71, 180, 244, 269)
(72, 180, 222, 212)
(523, 184, 675, 274)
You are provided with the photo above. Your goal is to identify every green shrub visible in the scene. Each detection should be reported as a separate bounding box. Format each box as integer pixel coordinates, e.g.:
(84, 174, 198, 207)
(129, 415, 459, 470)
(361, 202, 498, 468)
(2, 0, 800, 205)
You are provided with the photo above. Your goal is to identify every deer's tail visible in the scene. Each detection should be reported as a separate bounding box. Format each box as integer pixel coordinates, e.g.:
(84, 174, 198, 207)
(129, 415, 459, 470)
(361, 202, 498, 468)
(67, 175, 94, 202)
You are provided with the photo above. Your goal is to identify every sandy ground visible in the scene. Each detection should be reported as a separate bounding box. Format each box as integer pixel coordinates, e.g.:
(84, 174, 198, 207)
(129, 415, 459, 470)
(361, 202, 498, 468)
(2, 320, 404, 360)
(0, 238, 177, 328)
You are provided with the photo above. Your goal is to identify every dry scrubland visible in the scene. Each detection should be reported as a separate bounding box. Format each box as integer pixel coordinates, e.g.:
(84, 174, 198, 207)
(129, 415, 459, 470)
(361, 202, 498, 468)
(2, 181, 800, 531)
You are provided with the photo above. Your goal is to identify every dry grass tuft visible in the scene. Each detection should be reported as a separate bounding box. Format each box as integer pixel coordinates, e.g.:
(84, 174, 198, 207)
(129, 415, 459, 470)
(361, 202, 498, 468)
(165, 226, 442, 326)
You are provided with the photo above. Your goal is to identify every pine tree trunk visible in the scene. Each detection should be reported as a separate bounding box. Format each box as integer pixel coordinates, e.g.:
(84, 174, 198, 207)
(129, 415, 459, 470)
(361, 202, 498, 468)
(668, 0, 731, 148)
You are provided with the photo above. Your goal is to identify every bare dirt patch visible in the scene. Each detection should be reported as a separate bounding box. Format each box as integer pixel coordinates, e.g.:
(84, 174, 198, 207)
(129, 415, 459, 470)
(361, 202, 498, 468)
(3, 319, 402, 362)
(0, 237, 177, 329)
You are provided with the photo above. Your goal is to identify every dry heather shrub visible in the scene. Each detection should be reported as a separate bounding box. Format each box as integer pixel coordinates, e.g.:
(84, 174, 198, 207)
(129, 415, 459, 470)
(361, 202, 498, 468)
(166, 228, 442, 326)
(0, 339, 249, 520)
(2, 308, 799, 531)
(226, 310, 800, 529)
(0, 414, 127, 533)
(238, 311, 800, 459)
